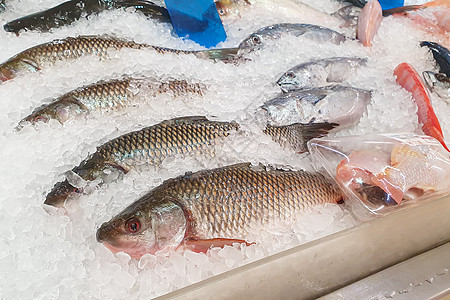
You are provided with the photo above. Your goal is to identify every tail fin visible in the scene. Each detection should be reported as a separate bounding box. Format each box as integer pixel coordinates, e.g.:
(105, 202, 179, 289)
(264, 122, 339, 153)
(194, 47, 241, 62)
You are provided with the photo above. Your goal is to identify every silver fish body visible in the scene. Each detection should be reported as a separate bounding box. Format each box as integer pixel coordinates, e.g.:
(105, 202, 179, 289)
(261, 85, 371, 126)
(19, 78, 204, 127)
(238, 23, 347, 53)
(423, 71, 450, 102)
(96, 163, 342, 257)
(277, 57, 367, 92)
(332, 5, 362, 28)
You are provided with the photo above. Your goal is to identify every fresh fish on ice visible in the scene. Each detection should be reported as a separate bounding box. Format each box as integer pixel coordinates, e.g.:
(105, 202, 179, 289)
(394, 62, 449, 151)
(264, 122, 338, 153)
(0, 36, 239, 83)
(96, 163, 342, 258)
(277, 57, 367, 92)
(423, 71, 450, 101)
(421, 41, 450, 77)
(336, 138, 450, 204)
(18, 78, 204, 127)
(238, 23, 347, 54)
(261, 85, 371, 127)
(356, 0, 383, 47)
(44, 116, 239, 208)
(332, 5, 362, 28)
(3, 0, 171, 34)
(0, 0, 5, 12)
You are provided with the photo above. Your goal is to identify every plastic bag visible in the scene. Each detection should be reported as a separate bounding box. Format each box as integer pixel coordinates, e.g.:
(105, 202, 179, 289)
(308, 133, 450, 220)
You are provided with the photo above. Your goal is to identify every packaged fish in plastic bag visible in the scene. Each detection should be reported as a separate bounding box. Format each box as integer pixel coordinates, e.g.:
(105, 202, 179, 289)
(308, 133, 450, 220)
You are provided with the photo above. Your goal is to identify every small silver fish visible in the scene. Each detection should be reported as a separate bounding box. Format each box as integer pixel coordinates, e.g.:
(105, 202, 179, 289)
(277, 57, 367, 92)
(423, 71, 450, 102)
(261, 85, 371, 127)
(238, 23, 347, 53)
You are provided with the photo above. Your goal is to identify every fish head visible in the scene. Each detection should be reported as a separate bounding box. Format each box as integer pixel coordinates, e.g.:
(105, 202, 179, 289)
(44, 179, 83, 208)
(216, 0, 250, 19)
(0, 57, 39, 83)
(277, 69, 308, 92)
(96, 196, 187, 258)
(20, 99, 84, 127)
(423, 71, 450, 99)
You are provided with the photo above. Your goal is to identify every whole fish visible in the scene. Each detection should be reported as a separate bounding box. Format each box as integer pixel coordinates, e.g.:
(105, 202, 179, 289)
(44, 116, 239, 208)
(3, 0, 171, 34)
(264, 122, 338, 153)
(356, 0, 383, 47)
(238, 23, 347, 54)
(277, 57, 367, 92)
(18, 78, 204, 127)
(96, 163, 342, 257)
(394, 62, 449, 151)
(0, 36, 238, 83)
(261, 85, 371, 127)
(423, 71, 450, 101)
(421, 41, 450, 77)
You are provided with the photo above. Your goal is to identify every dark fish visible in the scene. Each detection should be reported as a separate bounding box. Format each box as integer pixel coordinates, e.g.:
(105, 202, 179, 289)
(420, 41, 450, 77)
(18, 78, 204, 127)
(44, 116, 239, 208)
(96, 163, 342, 258)
(3, 0, 171, 34)
(339, 0, 368, 8)
(423, 71, 450, 101)
(0, 0, 5, 12)
(264, 122, 338, 153)
(0, 36, 239, 83)
(238, 23, 347, 54)
(277, 57, 367, 92)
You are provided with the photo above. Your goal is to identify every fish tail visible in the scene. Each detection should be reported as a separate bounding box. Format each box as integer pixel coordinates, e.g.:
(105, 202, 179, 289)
(194, 47, 240, 62)
(265, 122, 338, 153)
(296, 122, 339, 145)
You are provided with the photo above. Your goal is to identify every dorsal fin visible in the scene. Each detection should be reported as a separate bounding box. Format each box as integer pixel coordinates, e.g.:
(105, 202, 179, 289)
(160, 116, 210, 126)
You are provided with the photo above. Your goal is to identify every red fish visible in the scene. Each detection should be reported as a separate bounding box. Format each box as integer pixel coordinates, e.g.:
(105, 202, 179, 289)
(394, 62, 449, 151)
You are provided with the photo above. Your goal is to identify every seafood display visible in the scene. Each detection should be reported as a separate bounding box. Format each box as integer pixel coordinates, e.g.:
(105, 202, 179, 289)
(45, 116, 239, 208)
(97, 163, 342, 258)
(277, 57, 367, 92)
(2, 0, 450, 298)
(18, 78, 204, 127)
(0, 36, 238, 83)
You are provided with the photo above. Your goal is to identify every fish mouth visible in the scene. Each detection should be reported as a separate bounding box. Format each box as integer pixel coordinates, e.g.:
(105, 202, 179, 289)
(44, 179, 79, 208)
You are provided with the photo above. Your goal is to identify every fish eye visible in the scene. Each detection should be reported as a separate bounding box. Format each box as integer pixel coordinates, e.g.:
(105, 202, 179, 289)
(126, 218, 141, 233)
(286, 72, 295, 79)
(33, 116, 48, 123)
(252, 35, 261, 44)
(72, 187, 83, 194)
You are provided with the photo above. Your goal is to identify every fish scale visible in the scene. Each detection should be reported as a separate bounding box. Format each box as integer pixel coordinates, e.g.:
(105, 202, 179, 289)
(44, 117, 239, 207)
(150, 164, 341, 238)
(19, 78, 204, 126)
